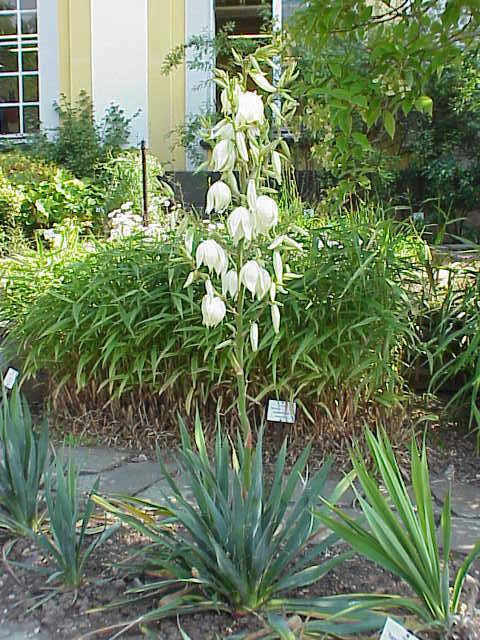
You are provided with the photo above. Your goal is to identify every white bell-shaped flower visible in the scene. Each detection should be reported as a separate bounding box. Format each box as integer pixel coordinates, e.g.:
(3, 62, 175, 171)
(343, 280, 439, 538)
(273, 250, 283, 283)
(196, 239, 228, 276)
(211, 139, 235, 172)
(201, 294, 226, 328)
(221, 269, 239, 299)
(250, 322, 259, 352)
(235, 131, 248, 162)
(205, 181, 231, 215)
(256, 268, 272, 300)
(254, 195, 279, 234)
(235, 91, 265, 126)
(211, 120, 235, 140)
(240, 260, 262, 296)
(271, 304, 280, 334)
(227, 207, 254, 245)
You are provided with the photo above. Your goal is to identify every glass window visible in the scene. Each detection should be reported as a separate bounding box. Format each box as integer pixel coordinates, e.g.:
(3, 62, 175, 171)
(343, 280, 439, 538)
(0, 0, 39, 135)
(0, 105, 20, 133)
(20, 11, 36, 34)
(0, 43, 18, 71)
(0, 75, 18, 102)
(0, 14, 17, 35)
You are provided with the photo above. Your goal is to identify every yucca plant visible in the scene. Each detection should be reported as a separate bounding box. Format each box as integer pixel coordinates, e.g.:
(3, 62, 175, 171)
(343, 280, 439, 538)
(37, 456, 118, 588)
(0, 386, 49, 536)
(317, 428, 480, 635)
(94, 415, 394, 637)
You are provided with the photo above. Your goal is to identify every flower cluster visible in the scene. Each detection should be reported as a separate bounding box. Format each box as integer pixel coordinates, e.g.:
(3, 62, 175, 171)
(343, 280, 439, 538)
(183, 63, 301, 353)
(108, 202, 172, 242)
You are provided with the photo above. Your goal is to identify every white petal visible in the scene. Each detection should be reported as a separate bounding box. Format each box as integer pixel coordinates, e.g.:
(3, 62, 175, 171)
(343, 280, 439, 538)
(250, 322, 259, 352)
(271, 305, 280, 334)
(273, 251, 283, 283)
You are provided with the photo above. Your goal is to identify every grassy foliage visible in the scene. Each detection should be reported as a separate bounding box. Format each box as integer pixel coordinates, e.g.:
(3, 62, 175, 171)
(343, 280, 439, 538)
(95, 416, 390, 636)
(0, 211, 425, 434)
(0, 388, 49, 535)
(318, 429, 480, 631)
(427, 264, 480, 443)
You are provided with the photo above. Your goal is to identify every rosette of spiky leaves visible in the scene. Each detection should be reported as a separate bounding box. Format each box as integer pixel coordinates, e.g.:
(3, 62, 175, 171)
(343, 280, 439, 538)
(37, 456, 118, 588)
(0, 387, 49, 536)
(95, 415, 394, 636)
(317, 428, 480, 633)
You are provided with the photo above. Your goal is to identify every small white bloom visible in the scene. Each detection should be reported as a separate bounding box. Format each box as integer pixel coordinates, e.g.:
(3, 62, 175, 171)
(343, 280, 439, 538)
(235, 91, 265, 126)
(235, 131, 248, 162)
(270, 281, 276, 303)
(211, 120, 235, 140)
(254, 196, 279, 234)
(205, 181, 231, 215)
(211, 139, 235, 172)
(227, 207, 254, 245)
(269, 235, 303, 251)
(196, 239, 228, 276)
(185, 229, 194, 255)
(273, 251, 283, 283)
(247, 180, 257, 211)
(250, 322, 259, 352)
(272, 151, 282, 182)
(43, 228, 57, 241)
(256, 268, 272, 300)
(271, 304, 280, 334)
(221, 269, 239, 299)
(201, 294, 226, 328)
(183, 271, 195, 288)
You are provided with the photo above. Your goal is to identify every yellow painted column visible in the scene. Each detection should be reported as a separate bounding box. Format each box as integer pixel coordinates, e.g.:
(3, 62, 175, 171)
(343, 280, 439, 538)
(148, 0, 186, 169)
(57, 0, 92, 101)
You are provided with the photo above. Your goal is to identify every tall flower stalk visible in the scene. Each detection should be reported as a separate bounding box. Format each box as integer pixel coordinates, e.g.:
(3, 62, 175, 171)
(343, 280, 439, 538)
(183, 45, 301, 446)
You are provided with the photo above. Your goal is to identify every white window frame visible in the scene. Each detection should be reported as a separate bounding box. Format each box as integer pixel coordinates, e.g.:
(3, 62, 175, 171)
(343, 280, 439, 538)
(0, 3, 40, 137)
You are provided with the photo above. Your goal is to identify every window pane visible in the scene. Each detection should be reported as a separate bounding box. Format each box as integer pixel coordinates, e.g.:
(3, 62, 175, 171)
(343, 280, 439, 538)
(23, 103, 38, 132)
(0, 105, 19, 133)
(22, 73, 37, 101)
(0, 14, 17, 35)
(20, 0, 36, 8)
(0, 75, 18, 102)
(0, 1, 17, 10)
(20, 12, 36, 34)
(0, 43, 18, 72)
(22, 48, 37, 71)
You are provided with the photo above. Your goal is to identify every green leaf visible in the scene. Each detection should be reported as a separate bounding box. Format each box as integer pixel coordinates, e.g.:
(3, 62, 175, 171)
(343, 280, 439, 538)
(383, 110, 396, 140)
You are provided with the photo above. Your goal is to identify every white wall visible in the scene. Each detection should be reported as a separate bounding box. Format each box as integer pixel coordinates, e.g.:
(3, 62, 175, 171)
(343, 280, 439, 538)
(185, 0, 215, 170)
(38, 0, 60, 133)
(91, 0, 148, 147)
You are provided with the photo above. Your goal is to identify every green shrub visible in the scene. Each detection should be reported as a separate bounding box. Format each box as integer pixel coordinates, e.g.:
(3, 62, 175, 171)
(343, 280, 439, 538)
(100, 150, 174, 216)
(0, 387, 49, 536)
(95, 417, 388, 636)
(0, 169, 25, 254)
(33, 91, 133, 179)
(0, 211, 426, 434)
(318, 428, 480, 634)
(38, 456, 117, 588)
(0, 151, 60, 186)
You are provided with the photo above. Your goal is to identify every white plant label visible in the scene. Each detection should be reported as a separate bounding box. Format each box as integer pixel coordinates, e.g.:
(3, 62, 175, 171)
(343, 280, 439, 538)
(3, 367, 19, 390)
(380, 618, 419, 640)
(267, 400, 296, 424)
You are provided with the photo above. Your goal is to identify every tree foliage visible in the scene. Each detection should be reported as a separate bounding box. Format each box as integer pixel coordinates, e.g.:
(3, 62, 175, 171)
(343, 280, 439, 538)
(288, 0, 480, 199)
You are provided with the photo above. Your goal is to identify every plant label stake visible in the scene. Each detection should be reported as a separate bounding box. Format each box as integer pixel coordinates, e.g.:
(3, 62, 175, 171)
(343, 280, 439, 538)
(3, 367, 19, 390)
(267, 400, 296, 424)
(380, 618, 419, 640)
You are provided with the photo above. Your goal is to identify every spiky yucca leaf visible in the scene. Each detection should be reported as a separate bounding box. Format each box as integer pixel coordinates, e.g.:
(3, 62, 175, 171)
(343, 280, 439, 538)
(0, 387, 49, 535)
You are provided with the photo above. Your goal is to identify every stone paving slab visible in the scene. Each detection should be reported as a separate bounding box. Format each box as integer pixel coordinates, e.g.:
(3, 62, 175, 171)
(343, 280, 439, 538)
(445, 517, 480, 554)
(76, 461, 164, 497)
(56, 446, 130, 475)
(431, 479, 480, 519)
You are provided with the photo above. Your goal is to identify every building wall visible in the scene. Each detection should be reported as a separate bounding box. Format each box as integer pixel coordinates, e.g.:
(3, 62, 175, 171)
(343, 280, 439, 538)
(54, 0, 186, 169)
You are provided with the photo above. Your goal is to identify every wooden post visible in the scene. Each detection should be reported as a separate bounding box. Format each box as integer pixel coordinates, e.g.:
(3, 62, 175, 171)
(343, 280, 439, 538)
(141, 140, 148, 225)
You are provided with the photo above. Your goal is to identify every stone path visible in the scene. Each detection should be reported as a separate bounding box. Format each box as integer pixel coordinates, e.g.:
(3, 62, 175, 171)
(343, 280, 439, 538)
(61, 445, 480, 554)
(2, 445, 480, 640)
